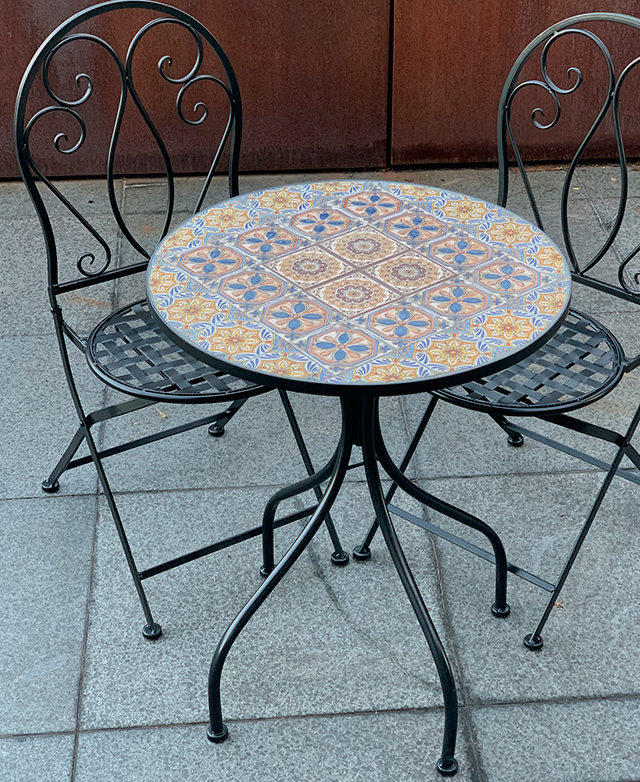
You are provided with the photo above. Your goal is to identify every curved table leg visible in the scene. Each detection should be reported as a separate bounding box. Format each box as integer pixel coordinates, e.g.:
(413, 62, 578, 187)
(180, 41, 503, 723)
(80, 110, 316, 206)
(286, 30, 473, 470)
(278, 390, 349, 566)
(261, 449, 340, 576)
(373, 408, 509, 617)
(362, 398, 458, 776)
(207, 397, 356, 743)
(353, 394, 439, 560)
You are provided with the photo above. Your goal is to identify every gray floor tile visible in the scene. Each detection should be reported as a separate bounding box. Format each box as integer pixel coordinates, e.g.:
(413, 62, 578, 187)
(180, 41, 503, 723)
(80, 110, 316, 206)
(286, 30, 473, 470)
(575, 163, 637, 200)
(0, 734, 74, 782)
(0, 211, 120, 339)
(79, 484, 451, 729)
(0, 334, 103, 499)
(0, 177, 123, 220)
(401, 392, 611, 480)
(472, 697, 640, 782)
(123, 176, 231, 216)
(97, 389, 411, 493)
(0, 496, 95, 734)
(419, 471, 640, 704)
(75, 712, 474, 782)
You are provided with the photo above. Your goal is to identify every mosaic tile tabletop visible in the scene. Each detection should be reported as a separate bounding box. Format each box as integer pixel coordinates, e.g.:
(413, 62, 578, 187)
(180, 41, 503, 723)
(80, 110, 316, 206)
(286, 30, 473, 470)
(147, 180, 571, 393)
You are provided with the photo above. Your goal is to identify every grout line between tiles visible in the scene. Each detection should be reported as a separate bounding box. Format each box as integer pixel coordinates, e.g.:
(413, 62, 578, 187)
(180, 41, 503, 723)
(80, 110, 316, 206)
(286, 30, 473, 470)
(69, 491, 99, 782)
(6, 688, 640, 743)
(2, 457, 639, 504)
(70, 221, 123, 781)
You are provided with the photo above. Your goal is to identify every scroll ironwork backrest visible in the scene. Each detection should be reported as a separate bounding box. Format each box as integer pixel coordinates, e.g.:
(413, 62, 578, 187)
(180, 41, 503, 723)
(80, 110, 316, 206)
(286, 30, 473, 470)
(14, 0, 241, 346)
(497, 13, 640, 306)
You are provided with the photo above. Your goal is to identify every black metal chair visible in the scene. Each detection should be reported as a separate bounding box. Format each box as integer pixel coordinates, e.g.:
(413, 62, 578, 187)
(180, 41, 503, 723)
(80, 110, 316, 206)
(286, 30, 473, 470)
(15, 0, 347, 640)
(356, 13, 640, 650)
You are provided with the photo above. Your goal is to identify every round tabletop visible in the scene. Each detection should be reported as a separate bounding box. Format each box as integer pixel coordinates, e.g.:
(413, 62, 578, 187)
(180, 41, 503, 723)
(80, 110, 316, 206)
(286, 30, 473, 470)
(147, 180, 571, 397)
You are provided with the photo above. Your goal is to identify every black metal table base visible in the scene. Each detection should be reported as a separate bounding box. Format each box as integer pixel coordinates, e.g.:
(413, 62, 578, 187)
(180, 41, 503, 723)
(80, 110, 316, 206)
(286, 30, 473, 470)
(207, 396, 513, 777)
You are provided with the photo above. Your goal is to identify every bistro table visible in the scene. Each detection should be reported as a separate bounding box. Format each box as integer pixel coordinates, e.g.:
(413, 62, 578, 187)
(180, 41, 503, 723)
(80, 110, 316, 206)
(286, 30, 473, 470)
(146, 179, 571, 776)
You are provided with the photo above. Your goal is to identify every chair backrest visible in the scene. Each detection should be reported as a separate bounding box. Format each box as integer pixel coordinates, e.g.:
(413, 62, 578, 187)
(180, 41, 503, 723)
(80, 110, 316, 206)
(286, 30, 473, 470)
(497, 13, 640, 309)
(14, 0, 241, 347)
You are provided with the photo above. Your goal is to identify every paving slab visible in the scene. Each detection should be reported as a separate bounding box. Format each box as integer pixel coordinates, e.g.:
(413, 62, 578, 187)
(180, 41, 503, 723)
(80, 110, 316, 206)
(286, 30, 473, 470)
(121, 169, 500, 217)
(415, 471, 640, 704)
(0, 177, 123, 220)
(0, 334, 103, 499)
(0, 496, 95, 735)
(0, 209, 123, 339)
(472, 697, 640, 782)
(97, 388, 411, 493)
(75, 711, 475, 782)
(79, 483, 452, 730)
(0, 734, 74, 782)
(401, 392, 608, 481)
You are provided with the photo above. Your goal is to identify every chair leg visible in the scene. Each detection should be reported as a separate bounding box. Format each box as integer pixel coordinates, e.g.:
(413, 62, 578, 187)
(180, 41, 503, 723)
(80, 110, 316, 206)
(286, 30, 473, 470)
(208, 397, 247, 437)
(278, 389, 349, 566)
(82, 421, 162, 640)
(354, 394, 439, 560)
(524, 444, 634, 650)
(42, 425, 86, 492)
(491, 414, 524, 447)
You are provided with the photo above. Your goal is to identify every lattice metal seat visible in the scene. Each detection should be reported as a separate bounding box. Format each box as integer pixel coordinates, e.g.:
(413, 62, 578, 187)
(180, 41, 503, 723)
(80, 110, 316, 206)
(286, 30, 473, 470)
(436, 310, 625, 415)
(87, 300, 265, 404)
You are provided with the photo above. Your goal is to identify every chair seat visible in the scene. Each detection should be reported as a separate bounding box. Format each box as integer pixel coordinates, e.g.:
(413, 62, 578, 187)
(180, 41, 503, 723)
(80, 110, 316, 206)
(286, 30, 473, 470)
(435, 310, 626, 416)
(86, 299, 267, 404)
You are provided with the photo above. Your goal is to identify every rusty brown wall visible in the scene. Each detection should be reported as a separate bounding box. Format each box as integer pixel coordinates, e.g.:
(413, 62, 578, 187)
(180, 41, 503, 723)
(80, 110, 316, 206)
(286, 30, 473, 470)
(2, 0, 390, 178)
(7, 1, 640, 178)
(391, 0, 640, 165)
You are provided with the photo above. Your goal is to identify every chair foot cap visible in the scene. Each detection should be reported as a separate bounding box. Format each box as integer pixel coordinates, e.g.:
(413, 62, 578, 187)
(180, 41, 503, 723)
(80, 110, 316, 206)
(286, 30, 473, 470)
(331, 551, 349, 566)
(142, 622, 163, 640)
(208, 424, 226, 438)
(352, 546, 371, 561)
(524, 633, 543, 651)
(437, 758, 458, 776)
(491, 603, 511, 618)
(42, 479, 60, 494)
(207, 725, 229, 743)
(507, 433, 524, 447)
(259, 566, 272, 578)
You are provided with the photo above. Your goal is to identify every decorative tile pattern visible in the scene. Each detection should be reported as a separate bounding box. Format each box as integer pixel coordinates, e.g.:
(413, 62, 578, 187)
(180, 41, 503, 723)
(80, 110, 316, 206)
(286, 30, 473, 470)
(312, 272, 396, 315)
(327, 228, 401, 265)
(268, 248, 351, 287)
(148, 180, 572, 390)
(384, 211, 446, 243)
(370, 253, 450, 293)
(290, 209, 352, 238)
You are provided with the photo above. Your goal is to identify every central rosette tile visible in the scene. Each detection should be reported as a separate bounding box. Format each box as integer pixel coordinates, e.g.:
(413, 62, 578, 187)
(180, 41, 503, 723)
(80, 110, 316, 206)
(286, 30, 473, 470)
(327, 228, 402, 266)
(369, 251, 451, 292)
(269, 248, 350, 287)
(311, 272, 395, 315)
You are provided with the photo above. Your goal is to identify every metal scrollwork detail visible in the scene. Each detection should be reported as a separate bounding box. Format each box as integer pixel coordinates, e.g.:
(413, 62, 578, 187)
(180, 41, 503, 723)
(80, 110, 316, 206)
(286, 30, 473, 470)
(507, 80, 563, 131)
(177, 74, 232, 125)
(25, 105, 87, 158)
(22, 33, 128, 278)
(77, 251, 111, 278)
(125, 17, 236, 234)
(507, 29, 614, 134)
